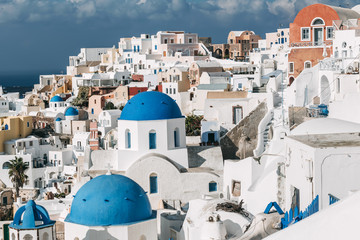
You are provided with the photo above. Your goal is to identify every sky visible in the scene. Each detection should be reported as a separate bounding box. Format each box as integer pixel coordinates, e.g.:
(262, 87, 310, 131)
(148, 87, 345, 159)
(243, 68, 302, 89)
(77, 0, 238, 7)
(0, 0, 359, 74)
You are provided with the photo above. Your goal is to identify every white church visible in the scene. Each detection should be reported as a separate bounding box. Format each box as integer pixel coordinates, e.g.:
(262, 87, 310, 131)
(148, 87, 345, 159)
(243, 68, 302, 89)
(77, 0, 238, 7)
(90, 91, 223, 208)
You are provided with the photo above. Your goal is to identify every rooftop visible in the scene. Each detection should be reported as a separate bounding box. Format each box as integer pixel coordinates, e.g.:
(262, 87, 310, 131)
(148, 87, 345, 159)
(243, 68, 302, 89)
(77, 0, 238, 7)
(287, 132, 360, 148)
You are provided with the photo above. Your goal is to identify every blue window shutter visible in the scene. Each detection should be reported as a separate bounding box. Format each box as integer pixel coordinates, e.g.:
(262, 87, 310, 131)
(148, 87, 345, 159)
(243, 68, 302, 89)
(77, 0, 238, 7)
(150, 176, 158, 193)
(137, 46, 140, 52)
(91, 108, 94, 114)
(127, 132, 131, 148)
(134, 46, 136, 52)
(149, 132, 156, 149)
(4, 124, 8, 130)
(174, 131, 178, 147)
(209, 182, 217, 192)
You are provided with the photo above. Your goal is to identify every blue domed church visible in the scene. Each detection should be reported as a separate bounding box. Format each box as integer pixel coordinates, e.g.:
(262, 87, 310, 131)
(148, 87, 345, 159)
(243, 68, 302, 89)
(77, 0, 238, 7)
(90, 91, 221, 209)
(64, 174, 157, 240)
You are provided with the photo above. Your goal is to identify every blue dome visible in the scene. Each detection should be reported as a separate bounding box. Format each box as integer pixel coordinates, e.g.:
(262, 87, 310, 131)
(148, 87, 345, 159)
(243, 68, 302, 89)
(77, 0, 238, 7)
(65, 175, 154, 226)
(50, 95, 64, 102)
(10, 200, 55, 229)
(65, 107, 79, 116)
(55, 117, 62, 121)
(120, 91, 183, 121)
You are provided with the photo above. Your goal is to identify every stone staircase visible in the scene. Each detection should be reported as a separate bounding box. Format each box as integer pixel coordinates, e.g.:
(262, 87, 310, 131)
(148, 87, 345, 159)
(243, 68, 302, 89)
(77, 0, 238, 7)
(253, 85, 267, 93)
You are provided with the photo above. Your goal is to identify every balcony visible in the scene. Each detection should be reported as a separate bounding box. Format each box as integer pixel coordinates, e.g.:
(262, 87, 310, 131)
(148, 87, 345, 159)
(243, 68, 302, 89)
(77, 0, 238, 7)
(290, 41, 332, 48)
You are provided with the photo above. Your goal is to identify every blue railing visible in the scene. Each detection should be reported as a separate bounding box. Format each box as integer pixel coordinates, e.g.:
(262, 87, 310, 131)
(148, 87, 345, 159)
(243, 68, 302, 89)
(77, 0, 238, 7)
(281, 195, 319, 229)
(329, 194, 339, 205)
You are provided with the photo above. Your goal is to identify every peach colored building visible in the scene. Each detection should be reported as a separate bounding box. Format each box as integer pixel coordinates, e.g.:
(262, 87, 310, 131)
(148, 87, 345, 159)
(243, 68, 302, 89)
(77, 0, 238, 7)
(189, 61, 223, 87)
(288, 4, 360, 84)
(88, 95, 105, 119)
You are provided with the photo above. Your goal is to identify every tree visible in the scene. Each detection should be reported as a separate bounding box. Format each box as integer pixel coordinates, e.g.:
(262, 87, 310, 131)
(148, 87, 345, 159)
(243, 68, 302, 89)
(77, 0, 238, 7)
(8, 157, 29, 198)
(104, 102, 117, 110)
(72, 86, 90, 107)
(185, 115, 203, 136)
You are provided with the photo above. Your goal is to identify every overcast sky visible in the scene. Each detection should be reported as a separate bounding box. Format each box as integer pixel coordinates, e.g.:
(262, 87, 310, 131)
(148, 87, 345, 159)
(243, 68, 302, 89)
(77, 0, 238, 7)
(0, 0, 358, 73)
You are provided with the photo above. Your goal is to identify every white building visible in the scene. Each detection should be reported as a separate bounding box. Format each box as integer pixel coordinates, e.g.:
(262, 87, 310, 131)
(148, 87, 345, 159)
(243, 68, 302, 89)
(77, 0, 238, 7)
(97, 109, 121, 137)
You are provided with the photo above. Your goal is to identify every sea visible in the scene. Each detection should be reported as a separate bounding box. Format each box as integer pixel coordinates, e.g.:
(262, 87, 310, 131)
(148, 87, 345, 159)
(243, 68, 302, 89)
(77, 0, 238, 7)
(0, 70, 63, 98)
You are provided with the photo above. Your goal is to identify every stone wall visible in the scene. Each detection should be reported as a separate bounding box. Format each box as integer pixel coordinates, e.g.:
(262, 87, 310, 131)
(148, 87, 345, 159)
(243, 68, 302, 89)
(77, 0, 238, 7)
(220, 101, 267, 160)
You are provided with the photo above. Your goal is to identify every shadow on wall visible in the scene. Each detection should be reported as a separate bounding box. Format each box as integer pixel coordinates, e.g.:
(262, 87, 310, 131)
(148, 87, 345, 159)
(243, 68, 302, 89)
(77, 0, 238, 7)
(82, 228, 118, 240)
(220, 102, 267, 160)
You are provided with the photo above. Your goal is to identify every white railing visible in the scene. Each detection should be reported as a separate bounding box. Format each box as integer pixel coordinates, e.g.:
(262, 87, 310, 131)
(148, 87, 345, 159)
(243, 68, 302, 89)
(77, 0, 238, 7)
(290, 41, 332, 48)
(253, 109, 274, 158)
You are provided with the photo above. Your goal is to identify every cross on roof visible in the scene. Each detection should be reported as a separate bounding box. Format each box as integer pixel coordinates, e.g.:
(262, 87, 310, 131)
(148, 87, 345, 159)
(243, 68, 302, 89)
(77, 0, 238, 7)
(105, 162, 113, 175)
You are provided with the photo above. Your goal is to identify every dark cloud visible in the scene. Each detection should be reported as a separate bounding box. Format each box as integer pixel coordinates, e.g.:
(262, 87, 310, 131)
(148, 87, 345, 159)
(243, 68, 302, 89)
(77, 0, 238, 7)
(0, 0, 359, 73)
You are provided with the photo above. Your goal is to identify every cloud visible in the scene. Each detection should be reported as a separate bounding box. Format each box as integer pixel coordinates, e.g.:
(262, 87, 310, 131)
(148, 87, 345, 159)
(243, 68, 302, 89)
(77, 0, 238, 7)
(266, 0, 297, 18)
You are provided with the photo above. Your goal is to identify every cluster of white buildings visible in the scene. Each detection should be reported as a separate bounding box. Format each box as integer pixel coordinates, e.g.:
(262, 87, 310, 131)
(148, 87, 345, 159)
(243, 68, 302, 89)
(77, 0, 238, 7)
(1, 3, 360, 239)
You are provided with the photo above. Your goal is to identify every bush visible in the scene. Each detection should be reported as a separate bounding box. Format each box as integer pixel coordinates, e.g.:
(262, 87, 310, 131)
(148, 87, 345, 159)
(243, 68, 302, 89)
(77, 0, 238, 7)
(185, 115, 203, 136)
(72, 87, 90, 107)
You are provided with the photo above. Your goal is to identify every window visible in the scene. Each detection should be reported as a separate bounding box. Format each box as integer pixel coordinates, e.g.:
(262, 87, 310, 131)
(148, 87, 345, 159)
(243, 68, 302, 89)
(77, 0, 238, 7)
(174, 128, 179, 147)
(54, 154, 57, 159)
(170, 39, 174, 43)
(232, 180, 241, 197)
(169, 88, 172, 94)
(238, 83, 243, 89)
(155, 45, 157, 50)
(43, 232, 49, 240)
(189, 38, 193, 43)
(150, 173, 158, 194)
(137, 46, 140, 52)
(91, 108, 94, 114)
(23, 234, 33, 240)
(2, 162, 11, 169)
(301, 27, 310, 41)
(337, 78, 341, 93)
(289, 62, 294, 73)
(233, 106, 243, 125)
(342, 50, 347, 58)
(166, 88, 168, 94)
(173, 88, 176, 94)
(164, 38, 168, 44)
(312, 18, 324, 25)
(125, 129, 131, 149)
(326, 27, 334, 39)
(27, 122, 30, 127)
(209, 181, 217, 192)
(304, 61, 312, 69)
(149, 130, 156, 149)
(281, 31, 284, 36)
(4, 124, 8, 130)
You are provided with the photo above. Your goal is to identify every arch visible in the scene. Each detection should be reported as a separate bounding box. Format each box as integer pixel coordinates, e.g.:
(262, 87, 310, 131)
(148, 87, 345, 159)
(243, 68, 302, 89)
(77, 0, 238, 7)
(174, 128, 180, 148)
(2, 162, 11, 169)
(281, 31, 284, 36)
(149, 172, 158, 194)
(304, 61, 312, 69)
(23, 234, 33, 240)
(42, 232, 49, 240)
(311, 17, 325, 26)
(139, 235, 147, 240)
(289, 76, 295, 86)
(74, 238, 80, 240)
(320, 75, 330, 105)
(11, 233, 15, 240)
(149, 130, 156, 149)
(209, 181, 217, 192)
(49, 172, 57, 179)
(224, 49, 230, 59)
(125, 129, 131, 149)
(214, 48, 223, 59)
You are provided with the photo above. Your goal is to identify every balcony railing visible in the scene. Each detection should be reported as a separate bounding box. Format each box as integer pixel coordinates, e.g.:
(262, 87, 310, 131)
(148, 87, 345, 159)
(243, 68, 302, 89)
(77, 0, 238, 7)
(290, 41, 332, 48)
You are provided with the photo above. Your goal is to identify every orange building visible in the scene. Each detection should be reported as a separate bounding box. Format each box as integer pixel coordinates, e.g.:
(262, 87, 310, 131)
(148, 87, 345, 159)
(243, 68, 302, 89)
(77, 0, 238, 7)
(288, 4, 360, 85)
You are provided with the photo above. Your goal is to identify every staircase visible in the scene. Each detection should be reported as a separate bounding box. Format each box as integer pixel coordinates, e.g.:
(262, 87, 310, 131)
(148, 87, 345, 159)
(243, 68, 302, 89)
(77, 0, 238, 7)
(253, 85, 267, 93)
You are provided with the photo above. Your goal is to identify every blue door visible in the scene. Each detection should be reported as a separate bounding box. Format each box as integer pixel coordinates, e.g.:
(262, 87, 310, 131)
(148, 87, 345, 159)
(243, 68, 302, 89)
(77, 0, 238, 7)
(149, 132, 156, 149)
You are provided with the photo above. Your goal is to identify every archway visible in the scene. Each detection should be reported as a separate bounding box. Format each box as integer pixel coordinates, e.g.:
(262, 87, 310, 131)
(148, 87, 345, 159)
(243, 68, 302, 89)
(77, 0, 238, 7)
(320, 75, 330, 105)
(224, 49, 230, 59)
(214, 49, 223, 59)
(289, 76, 295, 86)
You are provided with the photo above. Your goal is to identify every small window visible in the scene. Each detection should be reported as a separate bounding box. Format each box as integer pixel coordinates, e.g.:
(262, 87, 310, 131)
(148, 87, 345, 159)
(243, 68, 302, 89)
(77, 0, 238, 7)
(289, 62, 294, 73)
(232, 180, 241, 197)
(312, 18, 324, 25)
(155, 45, 157, 50)
(238, 83, 243, 89)
(301, 28, 310, 41)
(304, 61, 312, 69)
(337, 78, 341, 93)
(125, 129, 131, 149)
(174, 128, 180, 147)
(173, 88, 176, 94)
(209, 181, 217, 192)
(327, 27, 334, 39)
(189, 38, 193, 43)
(149, 130, 156, 149)
(150, 173, 158, 194)
(27, 122, 30, 127)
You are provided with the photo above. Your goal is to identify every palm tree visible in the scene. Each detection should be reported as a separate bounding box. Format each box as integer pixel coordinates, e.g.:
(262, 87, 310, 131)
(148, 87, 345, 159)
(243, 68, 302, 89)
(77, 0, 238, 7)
(8, 157, 29, 198)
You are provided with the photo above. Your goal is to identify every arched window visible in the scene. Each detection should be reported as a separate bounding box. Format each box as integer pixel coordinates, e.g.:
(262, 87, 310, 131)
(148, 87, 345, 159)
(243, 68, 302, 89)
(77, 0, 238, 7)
(4, 124, 8, 130)
(149, 130, 156, 149)
(11, 233, 15, 240)
(174, 128, 180, 148)
(149, 173, 158, 194)
(125, 129, 131, 149)
(312, 18, 324, 25)
(304, 61, 312, 69)
(281, 31, 284, 36)
(23, 234, 33, 240)
(209, 181, 217, 192)
(2, 162, 11, 169)
(43, 232, 49, 240)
